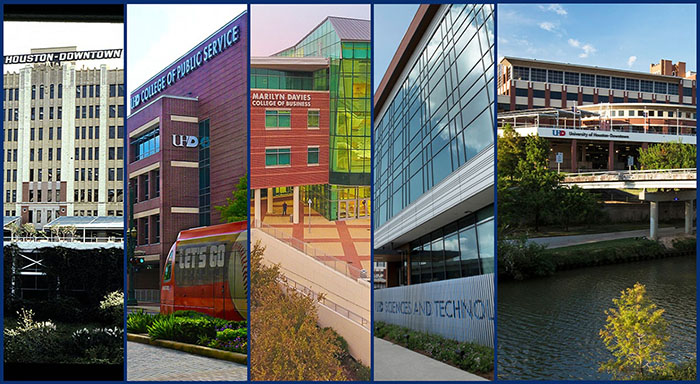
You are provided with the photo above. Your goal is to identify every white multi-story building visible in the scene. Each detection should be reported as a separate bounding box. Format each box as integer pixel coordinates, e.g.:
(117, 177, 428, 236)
(3, 46, 125, 229)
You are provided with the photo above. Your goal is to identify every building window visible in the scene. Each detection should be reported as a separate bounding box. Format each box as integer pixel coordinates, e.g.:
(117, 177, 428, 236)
(626, 78, 640, 92)
(530, 68, 546, 82)
(265, 110, 291, 128)
(307, 109, 320, 128)
(512, 66, 529, 81)
(153, 215, 160, 243)
(564, 72, 579, 86)
(596, 75, 610, 89)
(611, 77, 625, 90)
(130, 126, 159, 161)
(307, 147, 320, 165)
(580, 73, 595, 87)
(265, 148, 291, 166)
(548, 70, 563, 84)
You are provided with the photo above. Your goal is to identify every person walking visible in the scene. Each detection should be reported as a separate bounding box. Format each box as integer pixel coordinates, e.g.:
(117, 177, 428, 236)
(282, 202, 288, 216)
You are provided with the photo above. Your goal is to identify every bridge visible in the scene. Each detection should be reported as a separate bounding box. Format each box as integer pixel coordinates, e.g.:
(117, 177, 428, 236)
(562, 168, 696, 240)
(562, 168, 696, 189)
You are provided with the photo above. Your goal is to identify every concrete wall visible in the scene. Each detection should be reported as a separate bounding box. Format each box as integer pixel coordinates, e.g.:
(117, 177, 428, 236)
(252, 228, 371, 364)
(375, 274, 494, 348)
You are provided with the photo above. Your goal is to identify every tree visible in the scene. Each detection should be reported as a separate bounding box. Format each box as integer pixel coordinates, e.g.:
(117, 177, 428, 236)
(638, 140, 696, 170)
(250, 241, 347, 381)
(61, 225, 77, 240)
(216, 176, 247, 223)
(599, 283, 669, 380)
(497, 124, 524, 181)
(21, 223, 37, 239)
(554, 186, 601, 231)
(50, 225, 62, 241)
(8, 222, 21, 241)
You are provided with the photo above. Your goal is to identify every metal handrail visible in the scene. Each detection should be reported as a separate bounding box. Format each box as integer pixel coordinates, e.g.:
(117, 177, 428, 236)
(563, 168, 697, 178)
(3, 236, 124, 243)
(259, 222, 368, 281)
(498, 123, 696, 136)
(278, 275, 370, 329)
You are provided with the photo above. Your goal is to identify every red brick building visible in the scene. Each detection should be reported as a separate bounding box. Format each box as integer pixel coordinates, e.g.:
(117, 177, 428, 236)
(127, 13, 248, 293)
(249, 57, 331, 225)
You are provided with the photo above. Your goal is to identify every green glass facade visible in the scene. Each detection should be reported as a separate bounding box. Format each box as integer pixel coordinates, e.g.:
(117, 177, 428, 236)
(273, 18, 371, 220)
(250, 68, 328, 91)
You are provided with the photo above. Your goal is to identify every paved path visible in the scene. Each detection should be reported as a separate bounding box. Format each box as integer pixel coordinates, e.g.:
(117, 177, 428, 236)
(530, 226, 693, 249)
(127, 341, 247, 381)
(373, 338, 487, 381)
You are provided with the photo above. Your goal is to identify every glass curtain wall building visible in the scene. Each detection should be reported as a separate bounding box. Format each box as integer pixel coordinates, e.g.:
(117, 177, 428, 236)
(275, 17, 371, 220)
(374, 3, 495, 287)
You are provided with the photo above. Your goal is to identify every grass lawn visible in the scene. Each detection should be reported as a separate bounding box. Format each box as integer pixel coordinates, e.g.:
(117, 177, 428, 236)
(544, 237, 646, 254)
(516, 220, 684, 238)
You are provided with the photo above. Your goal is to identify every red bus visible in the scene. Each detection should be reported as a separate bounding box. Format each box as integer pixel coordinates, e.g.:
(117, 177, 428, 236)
(160, 221, 247, 321)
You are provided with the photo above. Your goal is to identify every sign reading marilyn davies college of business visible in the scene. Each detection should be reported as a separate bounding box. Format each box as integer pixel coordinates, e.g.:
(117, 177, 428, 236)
(130, 24, 240, 110)
(4, 49, 123, 65)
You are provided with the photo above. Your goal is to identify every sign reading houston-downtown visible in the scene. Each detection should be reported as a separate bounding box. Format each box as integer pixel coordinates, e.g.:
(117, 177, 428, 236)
(374, 274, 495, 347)
(130, 24, 240, 109)
(4, 49, 123, 65)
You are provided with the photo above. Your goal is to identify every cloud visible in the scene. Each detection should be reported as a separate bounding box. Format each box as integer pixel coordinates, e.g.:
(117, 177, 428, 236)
(539, 22, 556, 32)
(540, 4, 568, 15)
(627, 55, 637, 67)
(568, 38, 596, 58)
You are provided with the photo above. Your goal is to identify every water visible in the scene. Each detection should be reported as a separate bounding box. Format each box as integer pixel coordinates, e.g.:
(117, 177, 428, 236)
(497, 256, 696, 380)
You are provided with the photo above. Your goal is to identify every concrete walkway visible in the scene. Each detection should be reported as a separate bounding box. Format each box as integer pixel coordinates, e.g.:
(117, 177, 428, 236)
(373, 338, 487, 381)
(530, 226, 694, 249)
(127, 341, 247, 381)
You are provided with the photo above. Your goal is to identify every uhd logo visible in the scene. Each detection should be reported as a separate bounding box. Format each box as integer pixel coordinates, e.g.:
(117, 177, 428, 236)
(172, 134, 199, 148)
(552, 130, 566, 136)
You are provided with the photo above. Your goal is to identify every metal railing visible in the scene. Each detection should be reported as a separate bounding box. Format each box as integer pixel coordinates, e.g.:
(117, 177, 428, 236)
(134, 289, 161, 304)
(4, 236, 124, 243)
(498, 122, 696, 136)
(564, 168, 697, 178)
(278, 275, 370, 329)
(259, 222, 368, 281)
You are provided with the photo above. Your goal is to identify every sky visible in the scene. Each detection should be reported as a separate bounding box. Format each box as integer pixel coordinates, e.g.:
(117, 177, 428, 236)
(3, 21, 123, 72)
(127, 4, 247, 102)
(498, 4, 696, 73)
(373, 4, 419, 91)
(251, 4, 370, 57)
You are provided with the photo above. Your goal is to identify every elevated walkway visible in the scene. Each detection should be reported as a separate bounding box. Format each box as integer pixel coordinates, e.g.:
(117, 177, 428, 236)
(562, 168, 696, 189)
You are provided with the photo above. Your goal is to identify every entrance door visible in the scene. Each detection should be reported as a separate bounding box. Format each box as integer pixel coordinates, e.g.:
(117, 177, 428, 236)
(338, 200, 358, 220)
(358, 199, 370, 218)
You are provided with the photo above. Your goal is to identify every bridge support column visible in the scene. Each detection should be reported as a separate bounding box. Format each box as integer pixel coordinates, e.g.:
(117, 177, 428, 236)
(570, 139, 577, 171)
(254, 189, 261, 228)
(685, 200, 694, 234)
(650, 201, 658, 240)
(607, 141, 615, 170)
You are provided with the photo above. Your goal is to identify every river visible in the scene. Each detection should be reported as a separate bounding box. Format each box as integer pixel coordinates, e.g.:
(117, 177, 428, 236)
(497, 256, 696, 380)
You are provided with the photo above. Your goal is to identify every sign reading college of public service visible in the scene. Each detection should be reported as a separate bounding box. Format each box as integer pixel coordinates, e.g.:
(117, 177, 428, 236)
(4, 49, 122, 65)
(130, 23, 240, 110)
(374, 274, 494, 347)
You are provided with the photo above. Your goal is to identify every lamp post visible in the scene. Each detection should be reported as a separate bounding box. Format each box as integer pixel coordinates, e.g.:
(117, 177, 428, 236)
(127, 185, 138, 306)
(308, 199, 312, 233)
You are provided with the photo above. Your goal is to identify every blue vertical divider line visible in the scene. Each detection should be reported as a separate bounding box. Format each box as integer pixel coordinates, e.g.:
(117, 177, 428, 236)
(122, 3, 128, 381)
(0, 3, 5, 378)
(369, 3, 375, 382)
(492, 2, 499, 380)
(246, 4, 252, 382)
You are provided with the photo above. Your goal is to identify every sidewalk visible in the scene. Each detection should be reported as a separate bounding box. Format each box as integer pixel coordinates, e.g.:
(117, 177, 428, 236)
(530, 226, 694, 249)
(373, 337, 488, 381)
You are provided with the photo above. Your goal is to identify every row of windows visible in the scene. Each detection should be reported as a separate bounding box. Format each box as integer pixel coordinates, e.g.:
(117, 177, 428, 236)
(131, 127, 159, 162)
(137, 214, 160, 246)
(408, 207, 494, 285)
(511, 66, 689, 95)
(71, 167, 122, 182)
(4, 105, 125, 121)
(375, 4, 495, 230)
(251, 68, 329, 91)
(264, 109, 320, 129)
(607, 109, 696, 119)
(513, 87, 693, 104)
(265, 147, 320, 166)
(4, 83, 124, 101)
(3, 125, 124, 142)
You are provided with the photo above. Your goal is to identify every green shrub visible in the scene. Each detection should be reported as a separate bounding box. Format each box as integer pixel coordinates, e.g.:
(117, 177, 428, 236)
(147, 315, 179, 341)
(207, 328, 247, 353)
(126, 310, 154, 333)
(4, 309, 66, 363)
(71, 327, 123, 358)
(175, 317, 217, 344)
(671, 237, 696, 253)
(498, 237, 554, 280)
(99, 291, 124, 326)
(373, 321, 494, 374)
